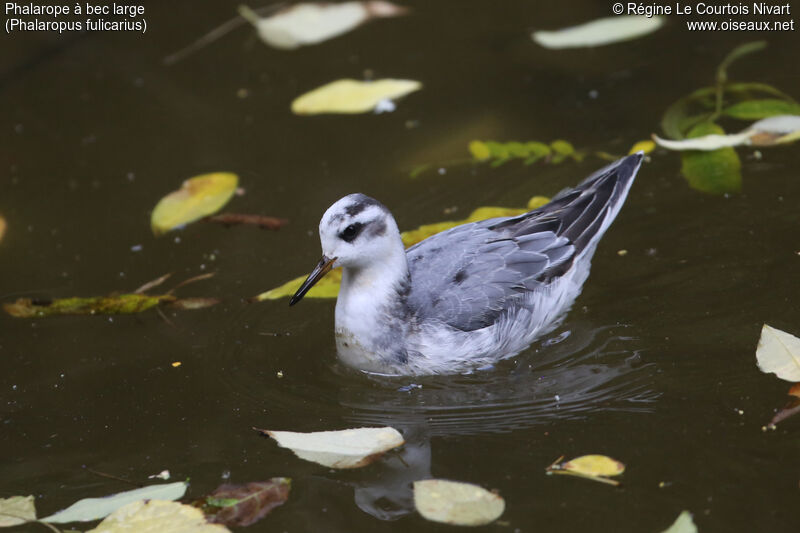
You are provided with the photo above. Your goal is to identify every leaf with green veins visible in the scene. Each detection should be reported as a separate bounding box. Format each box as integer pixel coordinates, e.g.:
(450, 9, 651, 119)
(724, 81, 795, 101)
(679, 122, 741, 194)
(723, 99, 800, 119)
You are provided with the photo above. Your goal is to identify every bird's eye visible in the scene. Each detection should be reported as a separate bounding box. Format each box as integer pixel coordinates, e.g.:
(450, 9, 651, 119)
(339, 222, 363, 243)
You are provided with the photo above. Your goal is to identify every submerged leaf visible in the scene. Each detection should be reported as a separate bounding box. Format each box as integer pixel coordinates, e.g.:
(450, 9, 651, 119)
(291, 79, 421, 115)
(256, 426, 404, 469)
(413, 480, 505, 526)
(0, 215, 6, 244)
(198, 479, 290, 527)
(756, 324, 800, 382)
(679, 122, 741, 195)
(87, 500, 228, 533)
(43, 482, 188, 524)
(169, 298, 221, 310)
(151, 173, 239, 235)
(532, 15, 664, 49)
(546, 455, 625, 486)
(661, 510, 698, 533)
(768, 395, 800, 427)
(204, 213, 288, 229)
(723, 99, 800, 120)
(253, 196, 548, 301)
(239, 2, 407, 50)
(0, 495, 36, 527)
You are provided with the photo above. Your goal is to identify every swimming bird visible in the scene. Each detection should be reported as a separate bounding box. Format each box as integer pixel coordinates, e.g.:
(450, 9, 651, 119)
(291, 153, 643, 375)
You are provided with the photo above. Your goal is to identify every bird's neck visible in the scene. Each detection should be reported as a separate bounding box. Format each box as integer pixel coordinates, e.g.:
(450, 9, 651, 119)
(334, 245, 413, 371)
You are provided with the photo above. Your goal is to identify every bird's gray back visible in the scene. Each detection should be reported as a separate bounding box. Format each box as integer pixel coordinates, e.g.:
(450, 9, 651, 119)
(405, 153, 642, 332)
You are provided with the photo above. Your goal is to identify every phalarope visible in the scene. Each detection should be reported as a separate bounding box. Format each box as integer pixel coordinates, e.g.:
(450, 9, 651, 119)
(291, 153, 643, 375)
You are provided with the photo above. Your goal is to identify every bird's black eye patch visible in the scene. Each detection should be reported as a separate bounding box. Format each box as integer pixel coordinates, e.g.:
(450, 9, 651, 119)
(339, 222, 364, 242)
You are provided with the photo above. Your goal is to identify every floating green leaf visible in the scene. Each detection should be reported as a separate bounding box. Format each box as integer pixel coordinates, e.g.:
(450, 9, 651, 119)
(4, 274, 218, 318)
(0, 495, 36, 527)
(4, 294, 171, 318)
(413, 480, 505, 526)
(198, 479, 290, 527)
(43, 482, 188, 524)
(679, 122, 741, 195)
(468, 139, 581, 166)
(468, 140, 491, 161)
(87, 500, 228, 533)
(151, 173, 239, 235)
(723, 99, 800, 120)
(254, 196, 549, 301)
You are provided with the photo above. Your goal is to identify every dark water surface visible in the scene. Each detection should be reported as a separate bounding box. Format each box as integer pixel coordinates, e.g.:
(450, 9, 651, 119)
(2, 1, 800, 531)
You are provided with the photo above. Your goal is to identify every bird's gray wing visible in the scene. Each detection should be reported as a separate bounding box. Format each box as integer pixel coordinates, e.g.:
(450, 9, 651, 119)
(405, 153, 642, 331)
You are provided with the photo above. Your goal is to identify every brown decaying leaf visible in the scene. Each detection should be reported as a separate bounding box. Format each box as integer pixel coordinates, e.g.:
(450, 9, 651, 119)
(197, 479, 290, 527)
(204, 213, 288, 230)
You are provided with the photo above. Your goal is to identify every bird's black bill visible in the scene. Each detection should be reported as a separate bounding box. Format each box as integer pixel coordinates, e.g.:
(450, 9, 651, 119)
(289, 255, 337, 306)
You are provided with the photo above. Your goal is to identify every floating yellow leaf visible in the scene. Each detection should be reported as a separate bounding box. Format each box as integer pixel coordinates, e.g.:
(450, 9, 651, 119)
(532, 15, 664, 49)
(151, 173, 238, 235)
(239, 2, 407, 50)
(253, 196, 548, 301)
(87, 500, 229, 533)
(0, 495, 35, 527)
(413, 480, 505, 526)
(256, 427, 404, 469)
(546, 454, 625, 486)
(629, 140, 655, 155)
(291, 79, 421, 115)
(756, 324, 800, 382)
(660, 510, 698, 533)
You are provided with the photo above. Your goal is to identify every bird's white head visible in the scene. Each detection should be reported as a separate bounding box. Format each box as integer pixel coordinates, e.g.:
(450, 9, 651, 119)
(290, 193, 404, 305)
(318, 193, 401, 269)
